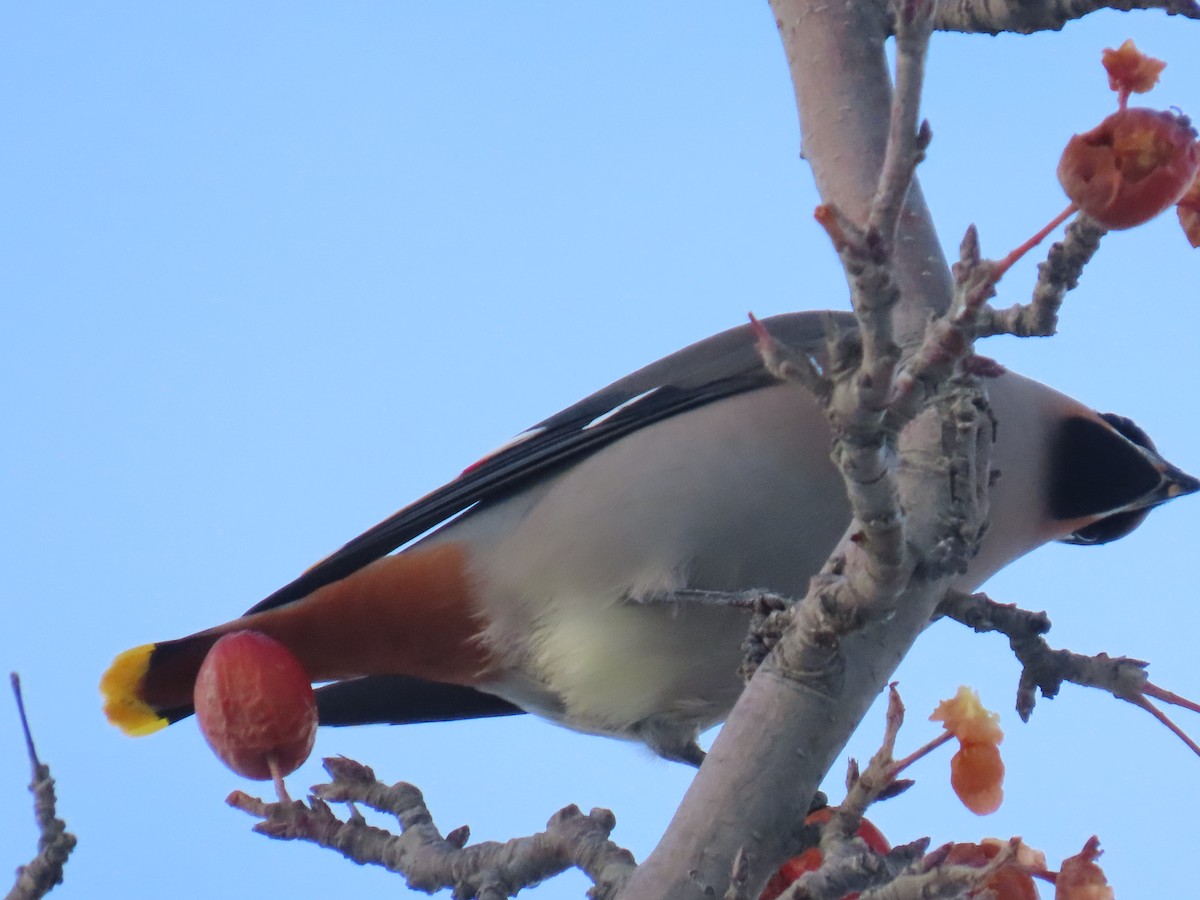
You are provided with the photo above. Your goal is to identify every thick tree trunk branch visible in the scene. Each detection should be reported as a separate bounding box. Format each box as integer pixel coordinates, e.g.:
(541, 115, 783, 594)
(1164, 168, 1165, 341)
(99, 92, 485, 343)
(622, 6, 988, 897)
(772, 0, 952, 348)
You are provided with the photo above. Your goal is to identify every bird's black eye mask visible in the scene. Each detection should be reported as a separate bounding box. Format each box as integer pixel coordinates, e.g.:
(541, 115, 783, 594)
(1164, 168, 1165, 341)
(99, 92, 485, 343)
(1051, 413, 1161, 545)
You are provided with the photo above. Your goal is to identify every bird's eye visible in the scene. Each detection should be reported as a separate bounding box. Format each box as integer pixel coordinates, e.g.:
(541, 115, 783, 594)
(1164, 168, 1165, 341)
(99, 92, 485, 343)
(1098, 412, 1156, 453)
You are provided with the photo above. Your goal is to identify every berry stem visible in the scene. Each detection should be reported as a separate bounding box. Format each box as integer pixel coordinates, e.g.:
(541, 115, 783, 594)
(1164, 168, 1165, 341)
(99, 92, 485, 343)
(991, 203, 1078, 282)
(1143, 681, 1200, 715)
(890, 729, 954, 775)
(1129, 694, 1200, 758)
(268, 754, 292, 804)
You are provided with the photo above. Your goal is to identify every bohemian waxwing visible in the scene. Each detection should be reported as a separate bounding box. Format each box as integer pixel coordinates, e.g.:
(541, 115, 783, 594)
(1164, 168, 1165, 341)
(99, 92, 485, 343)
(101, 311, 1198, 765)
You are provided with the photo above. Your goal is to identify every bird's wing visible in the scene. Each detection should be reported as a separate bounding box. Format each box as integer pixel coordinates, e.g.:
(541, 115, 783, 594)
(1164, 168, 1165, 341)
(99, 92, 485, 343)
(243, 311, 851, 616)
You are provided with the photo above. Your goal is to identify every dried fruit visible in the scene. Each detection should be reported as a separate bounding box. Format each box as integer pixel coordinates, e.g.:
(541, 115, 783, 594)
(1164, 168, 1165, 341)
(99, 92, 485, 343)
(931, 687, 1005, 815)
(944, 840, 1040, 900)
(193, 630, 317, 782)
(949, 742, 1005, 815)
(1058, 107, 1200, 229)
(1056, 837, 1113, 900)
(759, 807, 890, 900)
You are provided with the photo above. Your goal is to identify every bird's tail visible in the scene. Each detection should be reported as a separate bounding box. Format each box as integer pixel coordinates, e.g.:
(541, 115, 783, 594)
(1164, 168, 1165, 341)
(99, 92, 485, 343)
(100, 542, 493, 736)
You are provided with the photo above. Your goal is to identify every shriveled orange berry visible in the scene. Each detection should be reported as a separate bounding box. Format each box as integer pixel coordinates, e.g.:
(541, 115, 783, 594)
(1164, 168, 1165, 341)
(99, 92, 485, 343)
(193, 630, 317, 781)
(950, 741, 1005, 815)
(758, 807, 891, 900)
(1056, 837, 1113, 900)
(1058, 107, 1200, 229)
(944, 841, 1039, 900)
(1102, 40, 1166, 101)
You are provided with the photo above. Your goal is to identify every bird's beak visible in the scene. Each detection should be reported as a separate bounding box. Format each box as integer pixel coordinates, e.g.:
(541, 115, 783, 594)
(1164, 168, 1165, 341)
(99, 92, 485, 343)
(1155, 457, 1200, 502)
(1130, 447, 1200, 513)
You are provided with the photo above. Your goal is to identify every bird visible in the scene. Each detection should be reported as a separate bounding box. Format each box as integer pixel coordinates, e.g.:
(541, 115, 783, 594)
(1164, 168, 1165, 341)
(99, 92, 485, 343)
(101, 311, 1198, 765)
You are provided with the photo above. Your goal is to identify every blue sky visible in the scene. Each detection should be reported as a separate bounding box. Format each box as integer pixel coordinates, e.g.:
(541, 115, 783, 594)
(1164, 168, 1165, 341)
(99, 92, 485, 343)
(3, 5, 1198, 898)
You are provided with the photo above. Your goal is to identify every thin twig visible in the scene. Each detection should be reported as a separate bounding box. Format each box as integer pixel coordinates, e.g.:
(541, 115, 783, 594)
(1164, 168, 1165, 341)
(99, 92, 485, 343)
(6, 674, 77, 900)
(869, 0, 935, 246)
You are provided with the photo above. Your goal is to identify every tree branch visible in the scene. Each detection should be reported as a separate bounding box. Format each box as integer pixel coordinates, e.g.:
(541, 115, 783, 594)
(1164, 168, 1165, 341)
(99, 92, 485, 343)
(937, 590, 1151, 721)
(6, 674, 76, 900)
(933, 0, 1200, 35)
(229, 757, 637, 899)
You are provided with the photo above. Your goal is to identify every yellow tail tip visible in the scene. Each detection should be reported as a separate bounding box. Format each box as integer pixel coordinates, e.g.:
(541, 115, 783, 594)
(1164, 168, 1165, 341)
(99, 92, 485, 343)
(100, 644, 169, 736)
